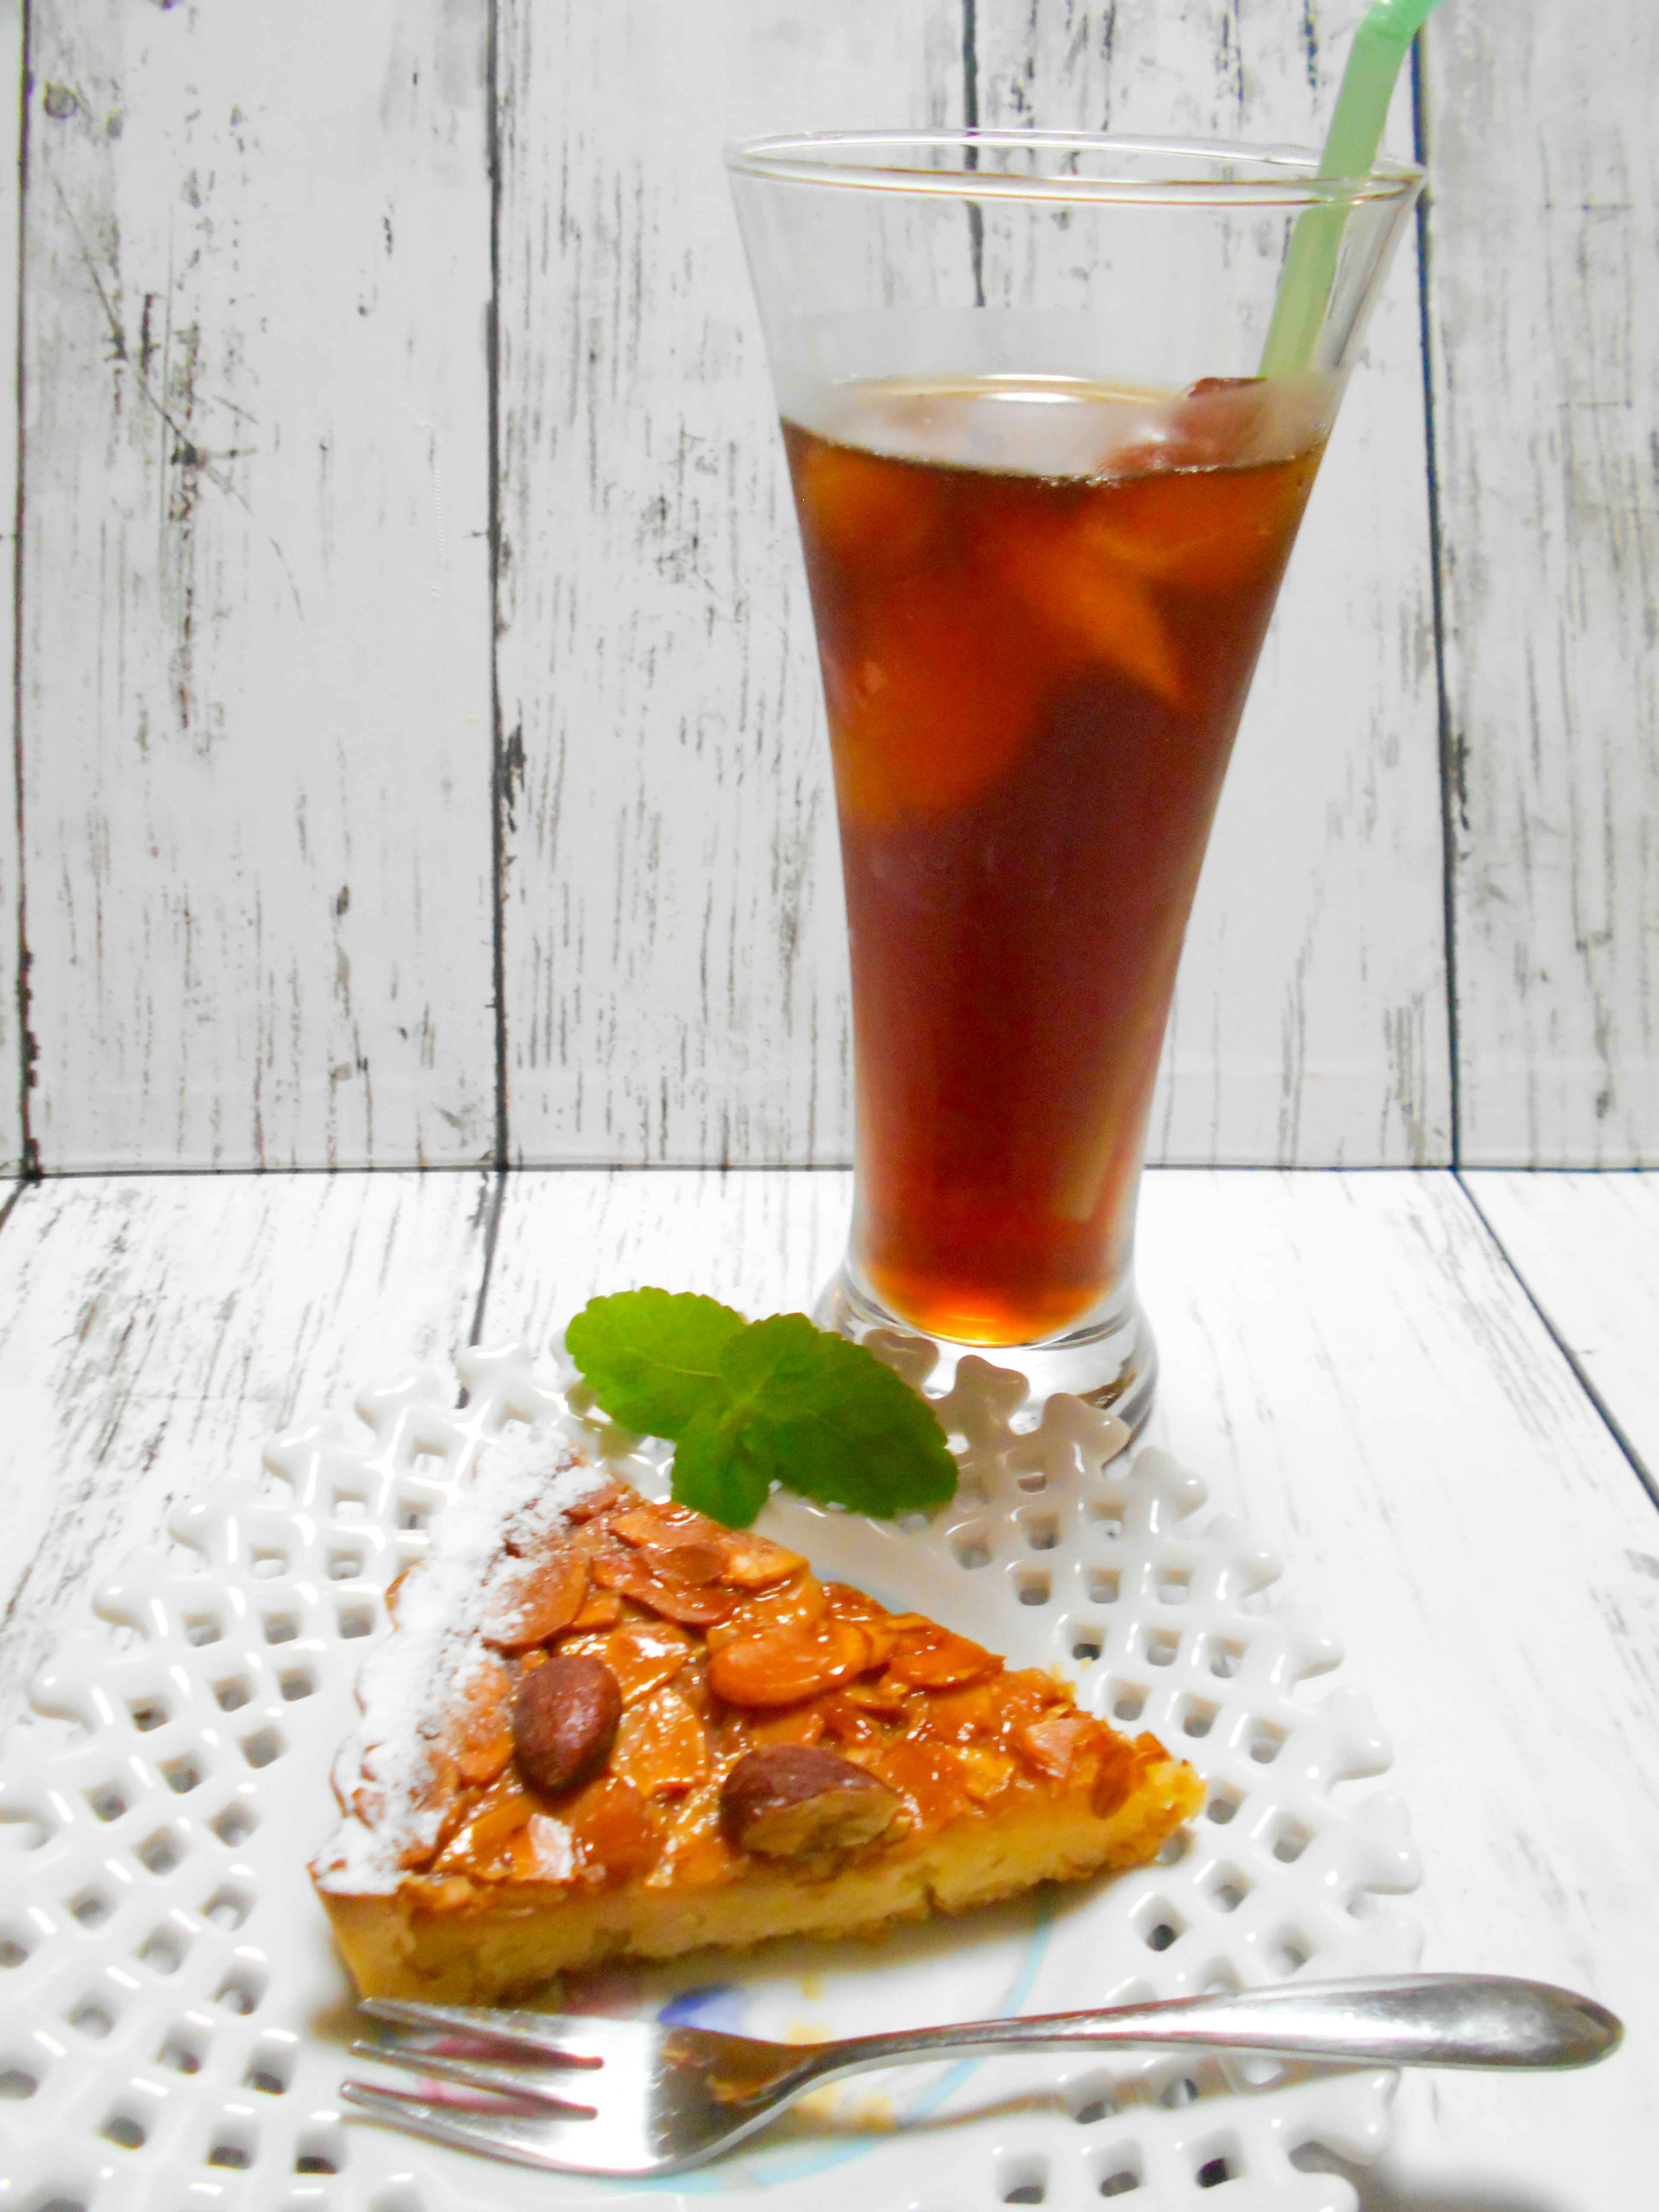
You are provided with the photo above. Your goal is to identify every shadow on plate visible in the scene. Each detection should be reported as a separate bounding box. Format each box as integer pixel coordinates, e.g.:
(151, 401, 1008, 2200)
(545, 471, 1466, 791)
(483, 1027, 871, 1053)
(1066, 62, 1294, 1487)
(1294, 2142, 1564, 2212)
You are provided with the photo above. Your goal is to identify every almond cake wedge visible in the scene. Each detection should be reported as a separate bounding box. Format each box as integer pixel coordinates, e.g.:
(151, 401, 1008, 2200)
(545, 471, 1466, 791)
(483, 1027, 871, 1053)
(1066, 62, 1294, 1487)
(311, 1431, 1203, 2003)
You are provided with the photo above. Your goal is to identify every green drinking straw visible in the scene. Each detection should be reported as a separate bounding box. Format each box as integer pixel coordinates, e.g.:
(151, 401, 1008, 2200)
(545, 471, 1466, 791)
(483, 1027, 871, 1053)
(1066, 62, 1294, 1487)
(1258, 0, 1445, 378)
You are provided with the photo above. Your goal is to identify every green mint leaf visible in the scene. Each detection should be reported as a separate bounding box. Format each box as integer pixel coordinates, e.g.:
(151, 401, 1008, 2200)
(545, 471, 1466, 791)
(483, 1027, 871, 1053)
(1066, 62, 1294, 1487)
(666, 1405, 773, 1528)
(566, 1294, 957, 1529)
(565, 1288, 746, 1436)
(714, 1313, 958, 1519)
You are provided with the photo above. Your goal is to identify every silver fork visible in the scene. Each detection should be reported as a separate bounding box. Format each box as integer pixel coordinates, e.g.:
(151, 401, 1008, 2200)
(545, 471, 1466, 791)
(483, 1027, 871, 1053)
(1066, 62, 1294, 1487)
(342, 1974, 1621, 2178)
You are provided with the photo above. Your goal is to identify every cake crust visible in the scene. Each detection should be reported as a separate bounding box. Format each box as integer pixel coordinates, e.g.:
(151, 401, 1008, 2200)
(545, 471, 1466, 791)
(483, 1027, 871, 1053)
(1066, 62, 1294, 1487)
(311, 1430, 1202, 2004)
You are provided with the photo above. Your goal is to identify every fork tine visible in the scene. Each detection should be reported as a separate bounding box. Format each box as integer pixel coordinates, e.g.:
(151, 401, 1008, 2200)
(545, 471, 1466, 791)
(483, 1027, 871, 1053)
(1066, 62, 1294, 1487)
(340, 2081, 622, 2175)
(348, 2039, 597, 2113)
(359, 1996, 607, 2066)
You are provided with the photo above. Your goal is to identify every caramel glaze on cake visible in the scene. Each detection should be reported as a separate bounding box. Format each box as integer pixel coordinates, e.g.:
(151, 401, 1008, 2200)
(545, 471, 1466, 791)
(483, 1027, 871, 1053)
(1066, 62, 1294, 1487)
(311, 1434, 1203, 2003)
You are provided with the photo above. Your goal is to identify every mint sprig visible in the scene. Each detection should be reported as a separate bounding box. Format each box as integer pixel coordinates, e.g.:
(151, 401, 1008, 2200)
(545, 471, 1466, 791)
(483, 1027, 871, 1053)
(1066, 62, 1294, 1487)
(564, 1291, 957, 1528)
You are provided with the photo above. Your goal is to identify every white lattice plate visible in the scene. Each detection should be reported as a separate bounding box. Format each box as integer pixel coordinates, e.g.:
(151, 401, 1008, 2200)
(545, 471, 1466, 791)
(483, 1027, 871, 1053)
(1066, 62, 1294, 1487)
(0, 1340, 1422, 2212)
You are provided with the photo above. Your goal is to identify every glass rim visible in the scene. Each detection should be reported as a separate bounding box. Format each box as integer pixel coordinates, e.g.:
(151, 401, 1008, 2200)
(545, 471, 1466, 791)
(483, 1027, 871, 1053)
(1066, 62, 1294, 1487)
(725, 129, 1423, 207)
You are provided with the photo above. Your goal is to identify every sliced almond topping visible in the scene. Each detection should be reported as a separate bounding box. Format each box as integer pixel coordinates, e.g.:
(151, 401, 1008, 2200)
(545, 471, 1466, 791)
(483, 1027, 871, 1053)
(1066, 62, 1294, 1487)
(610, 1687, 709, 1799)
(565, 1773, 659, 1884)
(745, 1703, 829, 1748)
(467, 1788, 537, 1856)
(351, 1459, 1199, 1902)
(642, 1542, 729, 1588)
(481, 1553, 589, 1651)
(874, 1737, 972, 1831)
(1017, 1713, 1103, 1782)
(916, 1680, 998, 1740)
(987, 1672, 1069, 1743)
(706, 1573, 826, 1652)
(521, 1811, 577, 1882)
(564, 1476, 628, 1523)
(885, 1624, 1000, 1690)
(823, 1583, 900, 1670)
(590, 1549, 739, 1626)
(567, 1587, 623, 1632)
(454, 1728, 515, 1787)
(958, 1745, 1016, 1803)
(841, 1677, 913, 1714)
(387, 1745, 457, 1820)
(611, 1503, 721, 1549)
(816, 1692, 886, 1749)
(347, 1784, 387, 1830)
(707, 1618, 874, 1708)
(595, 1621, 692, 1705)
(647, 1775, 737, 1889)
(822, 1581, 888, 1621)
(447, 1654, 515, 1784)
(718, 1532, 807, 1589)
(1092, 1730, 1156, 1818)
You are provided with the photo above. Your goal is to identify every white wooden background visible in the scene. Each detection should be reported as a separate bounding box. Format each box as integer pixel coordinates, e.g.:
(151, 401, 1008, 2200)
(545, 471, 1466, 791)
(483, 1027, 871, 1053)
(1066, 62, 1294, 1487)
(2, 0, 1654, 1172)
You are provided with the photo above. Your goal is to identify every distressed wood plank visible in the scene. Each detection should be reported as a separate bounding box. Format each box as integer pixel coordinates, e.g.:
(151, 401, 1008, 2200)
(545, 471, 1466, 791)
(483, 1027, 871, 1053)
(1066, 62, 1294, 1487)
(1423, 2, 1659, 1163)
(482, 1165, 854, 1351)
(1463, 1169, 1659, 1492)
(0, 1170, 493, 1740)
(1137, 1171, 1659, 2205)
(22, 0, 496, 1170)
(0, 0, 22, 1173)
(977, 2, 1449, 1165)
(495, 0, 963, 1165)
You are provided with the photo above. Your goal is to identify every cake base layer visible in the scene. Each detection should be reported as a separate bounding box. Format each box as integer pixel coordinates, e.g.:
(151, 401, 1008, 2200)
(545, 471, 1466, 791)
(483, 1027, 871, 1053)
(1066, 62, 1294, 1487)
(321, 1757, 1201, 2003)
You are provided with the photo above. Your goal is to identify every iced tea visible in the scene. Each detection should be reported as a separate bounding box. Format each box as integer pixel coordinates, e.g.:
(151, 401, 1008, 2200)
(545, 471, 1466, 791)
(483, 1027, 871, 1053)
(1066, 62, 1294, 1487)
(784, 375, 1328, 1346)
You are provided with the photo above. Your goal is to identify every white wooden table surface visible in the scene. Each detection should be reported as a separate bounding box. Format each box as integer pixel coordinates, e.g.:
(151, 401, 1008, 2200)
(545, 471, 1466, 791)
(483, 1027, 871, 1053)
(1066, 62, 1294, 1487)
(1, 1164, 1653, 2210)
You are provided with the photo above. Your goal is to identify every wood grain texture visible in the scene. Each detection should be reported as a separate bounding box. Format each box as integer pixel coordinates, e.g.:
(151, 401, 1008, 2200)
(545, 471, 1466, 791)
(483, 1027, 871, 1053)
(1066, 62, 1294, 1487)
(1463, 1169, 1659, 1494)
(1135, 1170, 1659, 2207)
(493, 0, 963, 1167)
(976, 2, 1449, 1166)
(1422, 3, 1659, 1165)
(0, 0, 22, 1174)
(0, 1170, 492, 1745)
(482, 1165, 853, 1349)
(5, 0, 1645, 1178)
(21, 0, 496, 1170)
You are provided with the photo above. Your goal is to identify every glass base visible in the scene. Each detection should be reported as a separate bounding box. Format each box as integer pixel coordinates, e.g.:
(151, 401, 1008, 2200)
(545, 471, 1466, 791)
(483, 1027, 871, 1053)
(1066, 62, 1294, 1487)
(816, 1263, 1158, 1436)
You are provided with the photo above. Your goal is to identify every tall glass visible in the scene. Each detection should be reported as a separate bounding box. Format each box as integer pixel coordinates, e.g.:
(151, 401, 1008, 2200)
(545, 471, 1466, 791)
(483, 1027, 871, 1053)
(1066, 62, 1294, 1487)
(728, 134, 1421, 1426)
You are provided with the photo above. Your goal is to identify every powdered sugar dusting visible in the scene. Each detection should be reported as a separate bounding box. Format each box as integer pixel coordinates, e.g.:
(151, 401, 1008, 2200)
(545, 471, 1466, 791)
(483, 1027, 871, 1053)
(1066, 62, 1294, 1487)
(311, 1427, 605, 1894)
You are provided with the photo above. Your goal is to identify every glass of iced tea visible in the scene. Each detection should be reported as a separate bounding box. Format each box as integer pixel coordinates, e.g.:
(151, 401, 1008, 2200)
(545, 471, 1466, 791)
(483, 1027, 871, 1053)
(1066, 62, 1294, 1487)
(728, 135, 1421, 1426)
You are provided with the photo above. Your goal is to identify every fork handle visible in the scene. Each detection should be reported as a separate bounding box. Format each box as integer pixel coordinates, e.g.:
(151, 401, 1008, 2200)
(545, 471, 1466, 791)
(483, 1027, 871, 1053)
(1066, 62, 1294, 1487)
(784, 1975, 1619, 2090)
